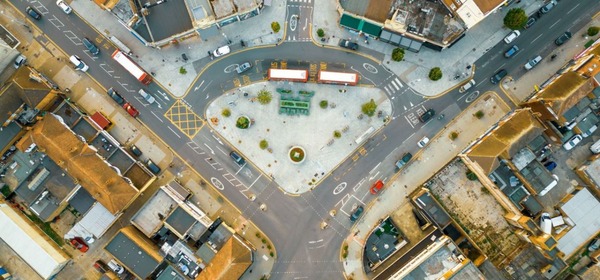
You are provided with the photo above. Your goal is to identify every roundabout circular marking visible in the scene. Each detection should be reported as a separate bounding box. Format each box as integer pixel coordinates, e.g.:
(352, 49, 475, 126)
(224, 64, 239, 73)
(363, 63, 378, 74)
(465, 90, 480, 103)
(333, 182, 347, 195)
(211, 177, 225, 190)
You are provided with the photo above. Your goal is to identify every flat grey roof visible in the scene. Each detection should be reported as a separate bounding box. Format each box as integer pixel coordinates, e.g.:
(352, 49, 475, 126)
(105, 231, 161, 279)
(415, 191, 451, 228)
(131, 188, 177, 237)
(557, 188, 600, 257)
(166, 206, 196, 236)
(69, 187, 95, 215)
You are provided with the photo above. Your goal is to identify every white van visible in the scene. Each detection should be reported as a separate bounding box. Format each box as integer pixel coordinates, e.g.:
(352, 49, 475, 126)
(69, 55, 89, 72)
(591, 139, 600, 154)
(107, 259, 125, 274)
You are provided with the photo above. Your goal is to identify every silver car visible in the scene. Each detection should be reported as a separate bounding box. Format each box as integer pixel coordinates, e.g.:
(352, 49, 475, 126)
(524, 55, 542, 70)
(236, 62, 252, 74)
(562, 134, 582, 151)
(138, 89, 156, 104)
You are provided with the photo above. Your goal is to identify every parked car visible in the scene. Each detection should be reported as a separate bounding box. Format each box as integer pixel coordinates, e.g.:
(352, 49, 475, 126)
(555, 31, 572, 46)
(417, 136, 430, 148)
(539, 0, 557, 14)
(589, 238, 600, 252)
(122, 103, 139, 117)
(339, 39, 358, 50)
(230, 151, 246, 166)
(395, 153, 413, 170)
(107, 259, 125, 274)
(419, 109, 435, 123)
(562, 134, 582, 150)
(138, 89, 156, 104)
(146, 159, 161, 175)
(93, 260, 109, 273)
(544, 161, 557, 171)
(524, 55, 543, 70)
(525, 17, 536, 29)
(490, 69, 507, 84)
(582, 124, 597, 138)
(106, 87, 124, 105)
(236, 62, 252, 74)
(370, 180, 384, 195)
(69, 55, 89, 72)
(82, 37, 99, 55)
(70, 237, 89, 252)
(212, 46, 230, 57)
(350, 206, 364, 223)
(56, 0, 72, 14)
(504, 45, 520, 58)
(26, 6, 42, 20)
(503, 30, 520, 44)
(130, 145, 142, 157)
(459, 79, 476, 93)
(14, 54, 26, 69)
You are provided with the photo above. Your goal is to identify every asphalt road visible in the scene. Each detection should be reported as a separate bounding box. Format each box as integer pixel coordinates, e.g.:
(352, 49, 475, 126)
(11, 0, 600, 278)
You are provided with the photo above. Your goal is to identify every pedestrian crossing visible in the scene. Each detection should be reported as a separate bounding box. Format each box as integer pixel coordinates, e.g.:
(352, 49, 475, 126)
(287, 36, 311, 42)
(288, 0, 311, 3)
(382, 77, 403, 95)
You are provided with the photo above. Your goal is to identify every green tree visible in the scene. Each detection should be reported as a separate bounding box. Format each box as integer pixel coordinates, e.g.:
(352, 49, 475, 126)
(474, 110, 485, 119)
(503, 8, 527, 30)
(236, 116, 250, 129)
(221, 108, 231, 117)
(271, 22, 281, 33)
(333, 131, 341, 138)
(391, 48, 405, 62)
(429, 67, 442, 81)
(361, 99, 377, 117)
(317, 28, 325, 38)
(257, 90, 272, 105)
(319, 100, 328, 109)
(588, 26, 600, 36)
(179, 67, 187, 74)
(259, 140, 269, 150)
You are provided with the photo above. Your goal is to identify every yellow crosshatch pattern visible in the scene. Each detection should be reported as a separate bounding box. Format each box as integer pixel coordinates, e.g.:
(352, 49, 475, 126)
(233, 77, 241, 87)
(309, 63, 317, 82)
(165, 100, 204, 138)
(281, 61, 287, 69)
(320, 62, 327, 71)
(243, 75, 251, 85)
(271, 61, 278, 68)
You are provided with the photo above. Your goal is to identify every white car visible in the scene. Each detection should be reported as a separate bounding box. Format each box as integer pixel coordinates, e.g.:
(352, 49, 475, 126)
(56, 0, 72, 14)
(562, 134, 582, 150)
(459, 79, 475, 93)
(524, 55, 543, 70)
(417, 136, 430, 148)
(503, 30, 521, 44)
(138, 89, 156, 104)
(69, 55, 89, 72)
(212, 46, 230, 57)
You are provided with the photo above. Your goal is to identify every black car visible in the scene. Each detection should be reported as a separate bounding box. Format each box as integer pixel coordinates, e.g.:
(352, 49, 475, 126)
(554, 31, 572, 46)
(26, 6, 42, 20)
(395, 153, 413, 170)
(525, 17, 536, 29)
(146, 160, 161, 175)
(490, 69, 508, 84)
(339, 39, 358, 50)
(350, 206, 364, 223)
(130, 145, 142, 157)
(107, 88, 125, 105)
(82, 37, 100, 55)
(419, 109, 435, 123)
(230, 151, 246, 166)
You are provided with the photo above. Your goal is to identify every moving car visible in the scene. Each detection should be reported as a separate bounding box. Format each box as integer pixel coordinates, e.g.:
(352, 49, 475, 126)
(490, 69, 507, 84)
(524, 55, 543, 70)
(26, 6, 42, 20)
(230, 151, 246, 166)
(504, 45, 520, 58)
(419, 109, 435, 123)
(554, 31, 572, 46)
(212, 46, 230, 57)
(123, 103, 139, 117)
(350, 206, 364, 223)
(370, 180, 384, 195)
(236, 62, 252, 74)
(525, 17, 536, 29)
(138, 89, 156, 104)
(70, 237, 89, 252)
(14, 54, 26, 69)
(503, 30, 520, 44)
(56, 0, 72, 14)
(417, 136, 430, 148)
(562, 134, 582, 151)
(339, 39, 358, 50)
(106, 87, 124, 105)
(539, 0, 557, 14)
(69, 55, 89, 72)
(459, 79, 476, 93)
(395, 153, 412, 170)
(82, 37, 99, 55)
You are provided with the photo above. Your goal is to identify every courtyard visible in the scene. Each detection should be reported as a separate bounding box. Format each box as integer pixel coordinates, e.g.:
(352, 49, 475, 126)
(206, 82, 392, 194)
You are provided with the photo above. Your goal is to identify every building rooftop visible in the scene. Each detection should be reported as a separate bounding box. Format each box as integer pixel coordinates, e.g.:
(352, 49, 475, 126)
(131, 187, 177, 237)
(526, 72, 595, 117)
(165, 206, 196, 236)
(196, 236, 252, 280)
(414, 191, 451, 229)
(556, 188, 600, 258)
(105, 227, 163, 279)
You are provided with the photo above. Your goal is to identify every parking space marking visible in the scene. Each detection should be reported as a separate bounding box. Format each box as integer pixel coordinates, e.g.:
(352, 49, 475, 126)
(319, 62, 327, 71)
(49, 16, 65, 29)
(271, 61, 278, 68)
(186, 141, 204, 155)
(233, 77, 241, 87)
(281, 60, 287, 69)
(243, 75, 251, 85)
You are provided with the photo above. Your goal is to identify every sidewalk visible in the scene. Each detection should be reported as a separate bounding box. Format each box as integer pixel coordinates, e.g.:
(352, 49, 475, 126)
(70, 0, 287, 98)
(311, 0, 548, 97)
(342, 91, 512, 279)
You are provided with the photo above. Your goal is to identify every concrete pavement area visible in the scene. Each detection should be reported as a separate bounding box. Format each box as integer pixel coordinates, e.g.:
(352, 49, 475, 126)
(207, 82, 391, 194)
(311, 0, 550, 97)
(342, 91, 512, 279)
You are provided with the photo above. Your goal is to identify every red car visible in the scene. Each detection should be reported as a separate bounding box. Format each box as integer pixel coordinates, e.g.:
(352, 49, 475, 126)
(370, 180, 384, 195)
(123, 103, 139, 117)
(93, 260, 108, 273)
(70, 237, 89, 252)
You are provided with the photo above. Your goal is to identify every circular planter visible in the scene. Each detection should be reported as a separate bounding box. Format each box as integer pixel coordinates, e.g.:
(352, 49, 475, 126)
(289, 146, 306, 164)
(236, 115, 251, 129)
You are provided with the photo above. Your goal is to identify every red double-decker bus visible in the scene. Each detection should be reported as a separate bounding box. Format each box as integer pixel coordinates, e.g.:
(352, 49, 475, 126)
(267, 69, 308, 83)
(111, 50, 152, 85)
(317, 71, 359, 86)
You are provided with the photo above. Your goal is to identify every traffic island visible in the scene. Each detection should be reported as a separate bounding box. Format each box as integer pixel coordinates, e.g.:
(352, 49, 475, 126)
(288, 146, 306, 164)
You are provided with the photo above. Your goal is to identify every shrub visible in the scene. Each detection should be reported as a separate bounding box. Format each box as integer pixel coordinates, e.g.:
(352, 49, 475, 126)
(236, 116, 250, 129)
(343, 252, 348, 259)
(361, 99, 377, 117)
(257, 90, 272, 105)
(474, 110, 484, 119)
(271, 22, 281, 33)
(466, 171, 478, 181)
(260, 139, 269, 150)
(391, 48, 405, 62)
(262, 238, 267, 244)
(588, 26, 600, 36)
(503, 8, 527, 30)
(429, 67, 442, 81)
(255, 232, 261, 238)
(333, 131, 341, 138)
(317, 28, 325, 38)
(0, 185, 11, 198)
(221, 108, 231, 117)
(179, 67, 187, 74)
(270, 251, 274, 257)
(449, 131, 459, 140)
(320, 100, 328, 109)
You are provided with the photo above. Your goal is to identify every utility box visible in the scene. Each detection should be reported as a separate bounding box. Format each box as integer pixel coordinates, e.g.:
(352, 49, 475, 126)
(0, 267, 12, 280)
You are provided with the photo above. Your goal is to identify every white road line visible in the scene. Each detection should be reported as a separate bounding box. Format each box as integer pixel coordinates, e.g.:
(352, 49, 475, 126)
(404, 115, 415, 128)
(216, 146, 228, 155)
(249, 174, 263, 188)
(151, 111, 163, 122)
(549, 20, 561, 29)
(395, 78, 403, 88)
(391, 81, 400, 90)
(567, 4, 580, 15)
(384, 86, 391, 95)
(202, 80, 212, 92)
(168, 126, 181, 138)
(530, 33, 543, 44)
(368, 163, 381, 174)
(494, 63, 506, 73)
(203, 143, 214, 154)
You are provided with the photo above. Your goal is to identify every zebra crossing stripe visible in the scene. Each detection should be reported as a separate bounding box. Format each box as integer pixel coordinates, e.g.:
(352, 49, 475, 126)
(395, 78, 403, 88)
(391, 80, 400, 90)
(384, 86, 391, 95)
